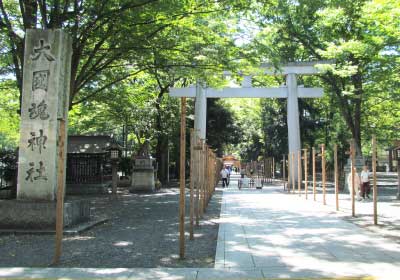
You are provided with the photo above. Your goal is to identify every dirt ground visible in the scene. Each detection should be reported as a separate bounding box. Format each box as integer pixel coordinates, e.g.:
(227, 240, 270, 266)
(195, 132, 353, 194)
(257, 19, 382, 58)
(0, 187, 222, 268)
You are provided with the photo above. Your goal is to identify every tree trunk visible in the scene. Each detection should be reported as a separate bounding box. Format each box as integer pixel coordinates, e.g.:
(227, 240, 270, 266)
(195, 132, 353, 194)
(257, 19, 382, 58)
(154, 88, 168, 184)
(156, 136, 169, 185)
(351, 71, 363, 156)
(325, 73, 363, 156)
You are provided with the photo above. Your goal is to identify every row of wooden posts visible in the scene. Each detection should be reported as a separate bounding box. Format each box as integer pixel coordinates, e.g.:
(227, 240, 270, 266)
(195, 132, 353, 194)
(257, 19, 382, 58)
(264, 157, 275, 184)
(53, 98, 217, 264)
(281, 137, 378, 225)
(179, 98, 221, 259)
(245, 158, 275, 185)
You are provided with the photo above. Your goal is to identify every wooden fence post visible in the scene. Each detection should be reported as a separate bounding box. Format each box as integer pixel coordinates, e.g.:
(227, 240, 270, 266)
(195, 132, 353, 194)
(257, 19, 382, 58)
(298, 150, 301, 196)
(272, 157, 275, 179)
(54, 119, 66, 265)
(372, 135, 378, 225)
(287, 154, 290, 193)
(292, 153, 295, 193)
(204, 146, 208, 207)
(321, 144, 326, 205)
(351, 139, 356, 217)
(211, 153, 214, 197)
(189, 129, 194, 240)
(179, 97, 186, 259)
(312, 147, 316, 201)
(202, 141, 206, 214)
(195, 135, 200, 227)
(283, 155, 286, 190)
(303, 149, 308, 200)
(208, 148, 211, 203)
(199, 141, 204, 217)
(334, 144, 339, 211)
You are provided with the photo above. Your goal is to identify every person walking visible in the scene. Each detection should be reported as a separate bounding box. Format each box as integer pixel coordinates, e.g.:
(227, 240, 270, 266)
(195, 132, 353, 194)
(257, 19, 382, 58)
(347, 167, 361, 201)
(360, 165, 371, 200)
(220, 167, 229, 188)
(240, 168, 245, 178)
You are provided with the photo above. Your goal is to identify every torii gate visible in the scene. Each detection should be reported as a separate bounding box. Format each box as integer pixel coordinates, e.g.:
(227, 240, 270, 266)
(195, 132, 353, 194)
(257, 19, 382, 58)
(170, 61, 327, 185)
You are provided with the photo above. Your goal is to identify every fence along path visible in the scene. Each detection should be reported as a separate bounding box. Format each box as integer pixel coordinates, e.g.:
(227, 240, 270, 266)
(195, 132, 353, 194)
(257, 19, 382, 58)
(177, 129, 221, 258)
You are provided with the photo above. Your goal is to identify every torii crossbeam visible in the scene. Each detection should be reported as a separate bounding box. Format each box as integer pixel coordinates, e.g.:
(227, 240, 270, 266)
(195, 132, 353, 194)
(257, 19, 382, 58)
(169, 61, 328, 185)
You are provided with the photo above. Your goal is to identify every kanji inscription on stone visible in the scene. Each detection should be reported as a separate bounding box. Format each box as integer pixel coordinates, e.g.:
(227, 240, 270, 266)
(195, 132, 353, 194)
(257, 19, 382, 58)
(31, 39, 55, 61)
(34, 161, 48, 181)
(28, 100, 50, 120)
(25, 162, 35, 182)
(25, 161, 48, 182)
(27, 129, 47, 154)
(32, 70, 50, 91)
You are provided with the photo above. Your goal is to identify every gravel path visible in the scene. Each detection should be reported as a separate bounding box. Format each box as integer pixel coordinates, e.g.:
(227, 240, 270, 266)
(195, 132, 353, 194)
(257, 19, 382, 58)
(0, 187, 222, 268)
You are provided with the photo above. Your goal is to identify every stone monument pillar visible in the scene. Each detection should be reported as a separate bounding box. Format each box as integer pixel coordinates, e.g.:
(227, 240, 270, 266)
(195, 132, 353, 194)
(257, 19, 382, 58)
(17, 29, 71, 200)
(0, 29, 90, 230)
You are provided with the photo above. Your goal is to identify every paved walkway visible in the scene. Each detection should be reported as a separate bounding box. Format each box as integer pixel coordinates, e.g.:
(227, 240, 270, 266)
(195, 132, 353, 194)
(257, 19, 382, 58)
(1, 174, 400, 279)
(215, 174, 400, 279)
(288, 175, 400, 241)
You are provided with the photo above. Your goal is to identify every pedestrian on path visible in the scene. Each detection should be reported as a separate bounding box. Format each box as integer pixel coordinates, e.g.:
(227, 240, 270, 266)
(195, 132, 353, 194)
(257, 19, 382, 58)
(360, 165, 371, 200)
(347, 167, 361, 201)
(240, 168, 245, 178)
(220, 167, 229, 188)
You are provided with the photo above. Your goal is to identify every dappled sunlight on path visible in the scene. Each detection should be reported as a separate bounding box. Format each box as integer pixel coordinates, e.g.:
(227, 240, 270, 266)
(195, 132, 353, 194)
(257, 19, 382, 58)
(215, 175, 400, 279)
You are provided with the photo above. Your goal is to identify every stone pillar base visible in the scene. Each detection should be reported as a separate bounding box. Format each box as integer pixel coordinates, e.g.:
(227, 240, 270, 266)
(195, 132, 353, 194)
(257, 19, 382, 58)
(0, 199, 90, 230)
(130, 169, 155, 192)
(66, 183, 109, 195)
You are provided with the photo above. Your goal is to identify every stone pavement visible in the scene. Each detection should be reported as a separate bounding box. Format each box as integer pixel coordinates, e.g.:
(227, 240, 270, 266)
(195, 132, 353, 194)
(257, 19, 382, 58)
(296, 174, 400, 241)
(1, 174, 400, 279)
(215, 174, 400, 279)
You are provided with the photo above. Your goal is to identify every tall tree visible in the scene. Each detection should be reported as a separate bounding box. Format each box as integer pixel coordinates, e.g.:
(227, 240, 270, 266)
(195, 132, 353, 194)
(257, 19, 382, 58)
(0, 0, 244, 111)
(247, 0, 400, 154)
(207, 98, 242, 157)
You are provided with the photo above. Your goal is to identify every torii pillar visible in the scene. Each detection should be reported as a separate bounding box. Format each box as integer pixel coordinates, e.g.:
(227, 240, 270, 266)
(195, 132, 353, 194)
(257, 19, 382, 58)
(171, 61, 328, 186)
(286, 73, 301, 168)
(194, 82, 207, 140)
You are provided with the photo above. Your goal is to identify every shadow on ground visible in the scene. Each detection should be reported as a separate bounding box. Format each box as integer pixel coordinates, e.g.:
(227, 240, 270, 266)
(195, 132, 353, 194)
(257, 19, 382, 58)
(0, 188, 222, 268)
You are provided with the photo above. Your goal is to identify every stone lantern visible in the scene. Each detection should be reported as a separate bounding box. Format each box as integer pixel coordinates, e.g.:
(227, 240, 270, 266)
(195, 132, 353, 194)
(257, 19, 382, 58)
(106, 142, 122, 195)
